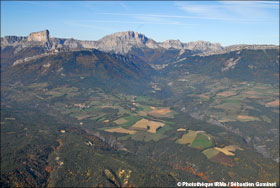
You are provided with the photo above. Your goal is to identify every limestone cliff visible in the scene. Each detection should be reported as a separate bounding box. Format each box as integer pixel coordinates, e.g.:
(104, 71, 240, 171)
(96, 31, 159, 54)
(1, 29, 278, 56)
(27, 30, 50, 42)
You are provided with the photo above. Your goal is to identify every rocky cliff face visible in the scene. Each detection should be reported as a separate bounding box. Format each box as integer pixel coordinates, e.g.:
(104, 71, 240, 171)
(27, 30, 50, 42)
(1, 30, 278, 57)
(1, 36, 27, 44)
(158, 39, 223, 52)
(159, 40, 184, 49)
(95, 31, 159, 54)
(183, 40, 223, 52)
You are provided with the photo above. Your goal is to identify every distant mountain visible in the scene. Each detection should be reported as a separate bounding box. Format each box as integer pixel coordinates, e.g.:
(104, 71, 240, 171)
(1, 30, 224, 55)
(163, 48, 279, 84)
(2, 49, 154, 94)
(94, 31, 159, 54)
(159, 39, 223, 53)
(3, 29, 278, 71)
(1, 29, 279, 81)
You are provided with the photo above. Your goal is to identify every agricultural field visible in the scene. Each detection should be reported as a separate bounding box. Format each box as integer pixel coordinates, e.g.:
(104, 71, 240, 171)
(104, 127, 136, 135)
(147, 107, 174, 118)
(188, 81, 280, 124)
(265, 99, 279, 108)
(131, 131, 167, 142)
(176, 130, 198, 144)
(202, 148, 220, 159)
(1, 70, 279, 186)
(214, 145, 243, 156)
(130, 118, 165, 133)
(190, 133, 213, 149)
(176, 130, 213, 150)
(119, 116, 142, 129)
(202, 145, 243, 166)
(45, 86, 80, 98)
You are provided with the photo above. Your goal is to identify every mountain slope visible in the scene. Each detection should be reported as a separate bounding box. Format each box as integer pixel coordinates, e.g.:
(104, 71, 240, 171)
(163, 48, 280, 84)
(2, 30, 278, 71)
(2, 49, 154, 94)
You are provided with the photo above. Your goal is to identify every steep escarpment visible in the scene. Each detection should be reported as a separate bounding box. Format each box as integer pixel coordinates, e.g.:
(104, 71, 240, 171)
(27, 30, 50, 42)
(1, 30, 279, 71)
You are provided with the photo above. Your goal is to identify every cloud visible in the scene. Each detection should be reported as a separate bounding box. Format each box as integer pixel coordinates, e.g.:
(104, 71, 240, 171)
(99, 11, 273, 23)
(66, 19, 194, 27)
(64, 21, 110, 32)
(19, 1, 62, 8)
(174, 1, 279, 23)
(119, 2, 129, 11)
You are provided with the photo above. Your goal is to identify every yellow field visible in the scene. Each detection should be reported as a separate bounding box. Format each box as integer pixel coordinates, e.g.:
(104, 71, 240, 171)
(137, 111, 147, 116)
(265, 99, 279, 107)
(199, 94, 210, 99)
(214, 145, 243, 156)
(216, 91, 236, 97)
(77, 115, 93, 120)
(246, 91, 257, 95)
(130, 118, 165, 133)
(148, 107, 173, 118)
(247, 96, 261, 99)
(177, 130, 198, 144)
(100, 105, 115, 108)
(237, 115, 259, 121)
(218, 118, 236, 122)
(105, 127, 136, 135)
(114, 118, 128, 125)
(255, 86, 266, 89)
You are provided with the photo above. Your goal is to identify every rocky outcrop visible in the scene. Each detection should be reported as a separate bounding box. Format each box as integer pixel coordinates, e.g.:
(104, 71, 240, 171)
(95, 31, 159, 54)
(159, 40, 223, 53)
(196, 44, 279, 57)
(27, 30, 50, 42)
(159, 40, 184, 49)
(1, 29, 278, 57)
(183, 40, 223, 52)
(1, 36, 27, 45)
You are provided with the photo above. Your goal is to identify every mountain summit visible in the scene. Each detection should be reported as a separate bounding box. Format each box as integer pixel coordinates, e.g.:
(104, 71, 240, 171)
(27, 30, 50, 42)
(96, 31, 159, 54)
(1, 30, 278, 70)
(1, 30, 225, 54)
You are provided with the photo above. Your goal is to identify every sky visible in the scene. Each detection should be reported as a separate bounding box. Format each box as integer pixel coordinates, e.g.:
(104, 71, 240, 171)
(1, 1, 279, 46)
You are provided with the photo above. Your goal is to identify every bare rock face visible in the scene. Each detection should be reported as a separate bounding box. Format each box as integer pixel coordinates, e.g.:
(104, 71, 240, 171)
(96, 31, 159, 54)
(158, 39, 223, 53)
(2, 29, 278, 57)
(183, 40, 223, 52)
(159, 40, 184, 49)
(27, 30, 50, 42)
(1, 36, 27, 44)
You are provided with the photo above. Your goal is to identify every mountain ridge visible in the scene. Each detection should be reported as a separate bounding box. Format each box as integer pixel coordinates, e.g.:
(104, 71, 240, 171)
(2, 29, 278, 71)
(2, 30, 278, 55)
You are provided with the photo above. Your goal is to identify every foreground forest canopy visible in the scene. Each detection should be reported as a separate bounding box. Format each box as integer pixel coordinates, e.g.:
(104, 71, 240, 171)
(1, 30, 279, 187)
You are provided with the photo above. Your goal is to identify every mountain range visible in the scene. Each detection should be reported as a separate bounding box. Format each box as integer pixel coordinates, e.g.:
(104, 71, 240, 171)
(1, 29, 278, 70)
(1, 29, 223, 54)
(1, 29, 279, 187)
(1, 30, 279, 86)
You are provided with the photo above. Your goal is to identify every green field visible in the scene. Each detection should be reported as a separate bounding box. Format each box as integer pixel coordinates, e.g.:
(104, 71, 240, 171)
(118, 134, 132, 141)
(176, 130, 198, 144)
(190, 133, 213, 149)
(131, 131, 166, 142)
(45, 87, 80, 98)
(136, 105, 152, 112)
(202, 148, 220, 159)
(121, 115, 142, 129)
